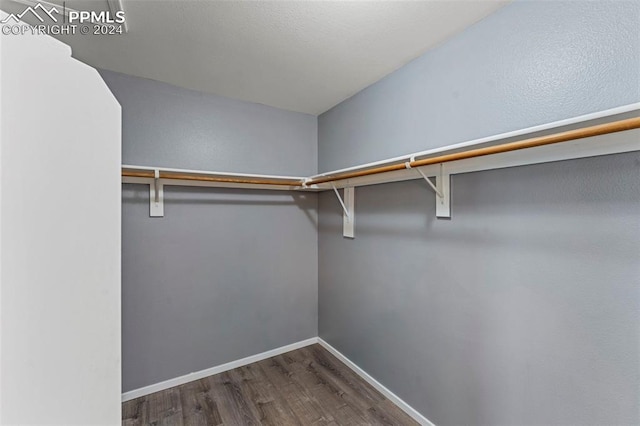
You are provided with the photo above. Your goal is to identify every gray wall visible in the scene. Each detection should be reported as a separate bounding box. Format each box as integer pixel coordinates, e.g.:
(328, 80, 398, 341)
(318, 1, 640, 425)
(319, 0, 640, 172)
(100, 70, 318, 392)
(104, 69, 316, 176)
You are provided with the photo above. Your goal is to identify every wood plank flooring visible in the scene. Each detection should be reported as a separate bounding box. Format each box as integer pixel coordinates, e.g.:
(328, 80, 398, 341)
(123, 344, 418, 425)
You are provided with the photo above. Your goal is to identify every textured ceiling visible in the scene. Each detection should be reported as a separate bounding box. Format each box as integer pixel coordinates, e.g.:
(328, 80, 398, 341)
(2, 0, 508, 114)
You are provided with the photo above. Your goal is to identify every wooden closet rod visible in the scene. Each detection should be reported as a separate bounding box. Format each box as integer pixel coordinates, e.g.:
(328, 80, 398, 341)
(305, 116, 640, 186)
(121, 170, 303, 186)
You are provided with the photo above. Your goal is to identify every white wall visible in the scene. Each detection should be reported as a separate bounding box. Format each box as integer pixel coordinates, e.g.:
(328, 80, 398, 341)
(0, 15, 122, 424)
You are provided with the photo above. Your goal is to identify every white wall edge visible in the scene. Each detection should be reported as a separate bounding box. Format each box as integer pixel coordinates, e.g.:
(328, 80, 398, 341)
(318, 338, 436, 426)
(122, 337, 319, 402)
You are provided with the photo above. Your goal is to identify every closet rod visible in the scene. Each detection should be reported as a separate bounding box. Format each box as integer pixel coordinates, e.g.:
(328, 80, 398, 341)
(305, 116, 640, 186)
(122, 169, 303, 187)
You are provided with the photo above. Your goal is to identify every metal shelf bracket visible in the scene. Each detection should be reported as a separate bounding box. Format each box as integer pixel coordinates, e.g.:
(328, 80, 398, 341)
(331, 184, 355, 238)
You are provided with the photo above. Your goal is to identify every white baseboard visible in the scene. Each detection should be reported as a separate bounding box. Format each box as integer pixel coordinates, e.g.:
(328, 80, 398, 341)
(122, 337, 318, 402)
(122, 336, 434, 426)
(317, 337, 435, 426)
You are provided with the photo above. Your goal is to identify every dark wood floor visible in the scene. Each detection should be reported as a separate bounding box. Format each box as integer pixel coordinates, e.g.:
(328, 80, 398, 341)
(123, 344, 418, 425)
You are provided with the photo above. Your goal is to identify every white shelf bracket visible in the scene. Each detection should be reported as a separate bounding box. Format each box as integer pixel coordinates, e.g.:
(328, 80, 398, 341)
(414, 164, 450, 218)
(150, 169, 164, 217)
(415, 167, 444, 198)
(435, 164, 450, 218)
(331, 184, 355, 238)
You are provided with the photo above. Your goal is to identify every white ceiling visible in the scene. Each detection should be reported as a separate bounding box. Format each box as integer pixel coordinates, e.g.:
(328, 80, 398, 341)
(2, 0, 508, 114)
